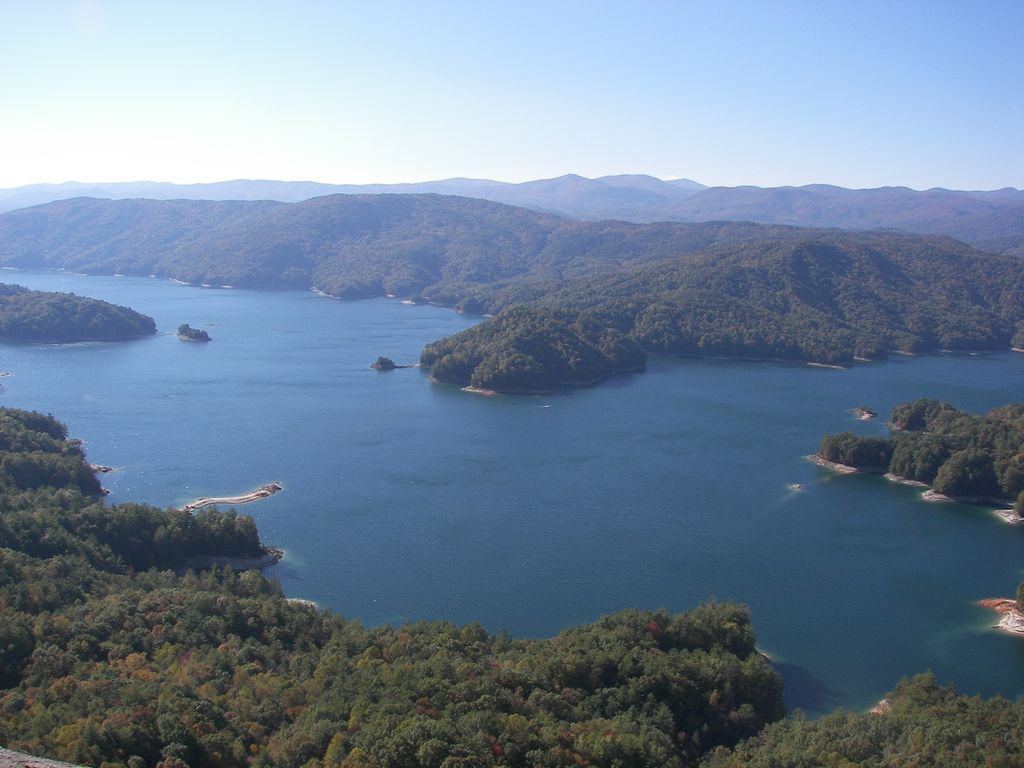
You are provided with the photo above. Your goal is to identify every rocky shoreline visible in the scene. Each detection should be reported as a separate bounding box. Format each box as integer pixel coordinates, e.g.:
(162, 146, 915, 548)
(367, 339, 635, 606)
(810, 456, 1017, 514)
(992, 508, 1024, 524)
(883, 472, 927, 487)
(978, 598, 1024, 636)
(805, 454, 860, 474)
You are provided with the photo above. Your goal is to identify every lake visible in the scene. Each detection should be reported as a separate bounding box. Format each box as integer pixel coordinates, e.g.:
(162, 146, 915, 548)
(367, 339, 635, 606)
(3, 268, 1024, 715)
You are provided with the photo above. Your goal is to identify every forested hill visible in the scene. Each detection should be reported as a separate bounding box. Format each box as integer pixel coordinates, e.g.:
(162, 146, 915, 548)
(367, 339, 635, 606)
(0, 283, 156, 342)
(0, 194, 850, 298)
(422, 236, 1024, 391)
(0, 406, 786, 768)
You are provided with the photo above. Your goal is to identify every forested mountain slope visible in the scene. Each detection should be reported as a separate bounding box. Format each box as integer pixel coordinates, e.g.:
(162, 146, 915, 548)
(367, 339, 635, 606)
(0, 194, 877, 297)
(1, 177, 1021, 255)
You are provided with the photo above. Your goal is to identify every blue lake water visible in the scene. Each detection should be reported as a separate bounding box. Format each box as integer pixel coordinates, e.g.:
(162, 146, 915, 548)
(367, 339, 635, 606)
(3, 269, 1024, 715)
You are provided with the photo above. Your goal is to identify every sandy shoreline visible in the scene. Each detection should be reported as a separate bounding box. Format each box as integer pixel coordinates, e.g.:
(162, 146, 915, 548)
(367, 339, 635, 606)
(180, 481, 283, 513)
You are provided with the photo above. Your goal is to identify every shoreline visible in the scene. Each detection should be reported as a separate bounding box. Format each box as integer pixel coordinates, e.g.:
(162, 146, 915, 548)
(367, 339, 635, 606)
(805, 454, 861, 474)
(883, 472, 928, 488)
(978, 598, 1024, 636)
(455, 369, 638, 397)
(811, 457, 1017, 511)
(992, 508, 1023, 524)
(180, 481, 283, 513)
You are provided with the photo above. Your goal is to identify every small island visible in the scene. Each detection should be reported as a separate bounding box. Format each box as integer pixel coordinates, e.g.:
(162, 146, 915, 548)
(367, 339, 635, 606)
(370, 356, 415, 371)
(177, 323, 211, 342)
(854, 406, 877, 420)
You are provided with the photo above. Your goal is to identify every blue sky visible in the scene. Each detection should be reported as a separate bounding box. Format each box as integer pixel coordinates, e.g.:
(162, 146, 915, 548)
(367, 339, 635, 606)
(2, 0, 1021, 189)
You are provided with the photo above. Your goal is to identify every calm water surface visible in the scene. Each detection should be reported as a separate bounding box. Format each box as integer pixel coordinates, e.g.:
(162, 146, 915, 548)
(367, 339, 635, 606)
(3, 269, 1024, 715)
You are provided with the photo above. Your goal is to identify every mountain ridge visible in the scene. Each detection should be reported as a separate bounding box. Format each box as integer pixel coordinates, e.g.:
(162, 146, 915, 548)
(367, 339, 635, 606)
(1, 175, 1021, 254)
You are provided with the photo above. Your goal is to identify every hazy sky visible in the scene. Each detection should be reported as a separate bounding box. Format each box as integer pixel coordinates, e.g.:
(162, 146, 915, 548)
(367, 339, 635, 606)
(2, 0, 1021, 189)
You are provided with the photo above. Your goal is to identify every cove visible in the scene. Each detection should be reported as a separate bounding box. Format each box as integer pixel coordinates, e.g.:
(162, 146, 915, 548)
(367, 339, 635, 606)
(3, 269, 1024, 716)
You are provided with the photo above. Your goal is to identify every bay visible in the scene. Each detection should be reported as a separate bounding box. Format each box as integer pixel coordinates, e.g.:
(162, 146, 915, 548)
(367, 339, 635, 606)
(3, 269, 1024, 715)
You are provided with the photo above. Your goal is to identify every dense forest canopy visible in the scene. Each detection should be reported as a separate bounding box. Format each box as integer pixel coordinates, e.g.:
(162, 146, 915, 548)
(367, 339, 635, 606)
(703, 673, 1024, 767)
(0, 283, 156, 342)
(421, 306, 645, 392)
(424, 236, 1024, 390)
(0, 406, 788, 768)
(818, 399, 1024, 502)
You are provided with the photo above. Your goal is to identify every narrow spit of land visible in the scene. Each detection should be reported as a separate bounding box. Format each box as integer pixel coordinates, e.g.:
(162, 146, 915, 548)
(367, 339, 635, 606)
(180, 481, 283, 513)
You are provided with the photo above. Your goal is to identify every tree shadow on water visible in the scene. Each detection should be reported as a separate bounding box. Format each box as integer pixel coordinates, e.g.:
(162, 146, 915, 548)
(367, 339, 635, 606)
(773, 659, 847, 716)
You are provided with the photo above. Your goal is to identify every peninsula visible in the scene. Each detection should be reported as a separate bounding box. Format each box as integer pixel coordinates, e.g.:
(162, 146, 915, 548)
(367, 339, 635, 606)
(813, 399, 1024, 510)
(0, 283, 156, 342)
(180, 481, 283, 513)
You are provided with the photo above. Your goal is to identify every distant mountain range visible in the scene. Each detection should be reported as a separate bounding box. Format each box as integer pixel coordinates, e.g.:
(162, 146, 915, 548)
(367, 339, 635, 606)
(1, 175, 1021, 255)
